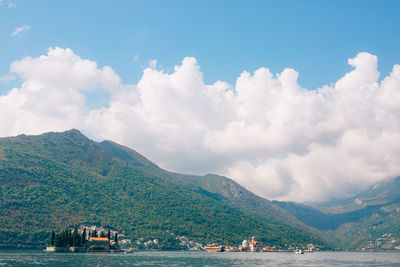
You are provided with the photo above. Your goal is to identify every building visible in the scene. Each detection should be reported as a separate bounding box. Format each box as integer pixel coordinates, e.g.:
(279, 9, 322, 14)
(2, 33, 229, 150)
(239, 239, 249, 251)
(120, 239, 132, 248)
(45, 246, 69, 252)
(307, 243, 316, 252)
(248, 236, 263, 252)
(263, 246, 275, 252)
(87, 237, 110, 252)
(110, 241, 120, 250)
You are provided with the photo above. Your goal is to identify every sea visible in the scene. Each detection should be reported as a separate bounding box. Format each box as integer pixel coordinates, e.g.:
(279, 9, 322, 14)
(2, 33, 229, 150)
(1, 250, 400, 266)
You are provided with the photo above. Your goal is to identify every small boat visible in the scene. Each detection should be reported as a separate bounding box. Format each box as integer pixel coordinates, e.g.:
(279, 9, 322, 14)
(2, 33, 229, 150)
(204, 245, 225, 252)
(296, 248, 304, 254)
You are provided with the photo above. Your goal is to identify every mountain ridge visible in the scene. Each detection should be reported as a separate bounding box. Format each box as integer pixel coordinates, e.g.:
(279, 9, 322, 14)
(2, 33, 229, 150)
(3, 129, 398, 250)
(0, 129, 326, 248)
(275, 176, 400, 249)
(99, 135, 332, 243)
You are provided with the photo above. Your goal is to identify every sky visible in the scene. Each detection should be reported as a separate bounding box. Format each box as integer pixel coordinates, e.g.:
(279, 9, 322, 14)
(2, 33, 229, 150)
(1, 0, 400, 202)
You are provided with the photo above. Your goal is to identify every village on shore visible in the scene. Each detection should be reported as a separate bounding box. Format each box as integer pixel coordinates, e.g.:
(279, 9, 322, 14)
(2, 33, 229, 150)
(45, 224, 318, 253)
(204, 236, 316, 253)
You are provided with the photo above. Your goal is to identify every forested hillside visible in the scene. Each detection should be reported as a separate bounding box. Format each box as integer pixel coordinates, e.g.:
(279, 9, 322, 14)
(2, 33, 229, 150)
(0, 130, 326, 248)
(275, 177, 400, 250)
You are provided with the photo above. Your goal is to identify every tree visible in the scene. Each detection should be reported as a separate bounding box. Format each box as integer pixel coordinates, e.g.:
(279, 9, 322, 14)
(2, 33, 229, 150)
(92, 229, 97, 237)
(54, 233, 62, 247)
(50, 231, 55, 246)
(68, 229, 73, 246)
(61, 230, 67, 247)
(107, 230, 111, 241)
(100, 231, 105, 238)
(114, 233, 118, 243)
(81, 228, 87, 246)
(74, 228, 82, 247)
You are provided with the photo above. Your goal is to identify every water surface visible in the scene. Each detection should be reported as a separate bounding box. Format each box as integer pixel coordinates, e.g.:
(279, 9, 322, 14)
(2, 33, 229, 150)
(1, 250, 399, 266)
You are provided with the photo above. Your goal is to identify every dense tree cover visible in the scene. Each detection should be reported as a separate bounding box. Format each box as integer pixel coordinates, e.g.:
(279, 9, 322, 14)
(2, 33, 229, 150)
(49, 229, 84, 247)
(0, 230, 48, 248)
(0, 130, 328, 248)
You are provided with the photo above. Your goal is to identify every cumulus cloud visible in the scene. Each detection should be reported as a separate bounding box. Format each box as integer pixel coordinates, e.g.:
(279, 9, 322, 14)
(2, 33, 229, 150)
(1, 47, 400, 202)
(0, 47, 123, 136)
(10, 47, 122, 91)
(11, 25, 30, 36)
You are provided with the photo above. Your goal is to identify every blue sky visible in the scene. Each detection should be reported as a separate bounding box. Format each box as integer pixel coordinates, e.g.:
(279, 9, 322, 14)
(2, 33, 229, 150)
(2, 0, 400, 201)
(1, 0, 400, 91)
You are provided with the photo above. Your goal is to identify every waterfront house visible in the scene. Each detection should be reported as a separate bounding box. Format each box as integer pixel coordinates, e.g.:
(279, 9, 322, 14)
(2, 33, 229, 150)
(248, 236, 263, 252)
(87, 237, 110, 252)
(263, 245, 275, 252)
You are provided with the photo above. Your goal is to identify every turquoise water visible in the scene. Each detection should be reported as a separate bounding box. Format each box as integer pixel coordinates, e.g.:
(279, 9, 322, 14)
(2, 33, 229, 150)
(1, 250, 400, 266)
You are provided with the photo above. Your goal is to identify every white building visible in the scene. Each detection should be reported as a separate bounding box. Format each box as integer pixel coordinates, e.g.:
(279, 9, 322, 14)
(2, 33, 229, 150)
(248, 236, 262, 252)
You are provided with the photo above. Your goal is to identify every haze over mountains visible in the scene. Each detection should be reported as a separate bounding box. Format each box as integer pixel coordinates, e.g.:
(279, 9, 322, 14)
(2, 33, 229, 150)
(0, 130, 399, 250)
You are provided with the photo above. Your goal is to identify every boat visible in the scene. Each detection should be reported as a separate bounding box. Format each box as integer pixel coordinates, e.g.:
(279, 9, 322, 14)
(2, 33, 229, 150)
(295, 248, 304, 254)
(204, 245, 225, 252)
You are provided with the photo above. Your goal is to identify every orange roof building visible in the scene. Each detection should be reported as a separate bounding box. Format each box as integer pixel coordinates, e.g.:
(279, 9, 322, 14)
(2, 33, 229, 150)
(249, 237, 263, 252)
(89, 237, 109, 242)
(87, 237, 111, 252)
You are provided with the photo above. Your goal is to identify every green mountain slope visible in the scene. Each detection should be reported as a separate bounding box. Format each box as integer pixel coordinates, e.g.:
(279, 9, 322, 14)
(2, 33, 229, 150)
(0, 130, 326, 248)
(326, 178, 400, 249)
(100, 140, 333, 245)
(101, 140, 303, 224)
(315, 177, 400, 214)
(275, 177, 400, 249)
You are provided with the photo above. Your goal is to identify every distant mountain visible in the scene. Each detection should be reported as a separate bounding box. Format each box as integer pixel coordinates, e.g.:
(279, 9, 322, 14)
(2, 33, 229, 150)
(315, 176, 400, 214)
(275, 177, 400, 250)
(0, 130, 327, 248)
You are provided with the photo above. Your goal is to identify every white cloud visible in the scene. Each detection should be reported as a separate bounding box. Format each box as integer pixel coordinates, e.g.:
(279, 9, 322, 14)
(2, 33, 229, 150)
(0, 74, 15, 84)
(8, 2, 16, 8)
(148, 59, 157, 69)
(11, 25, 30, 36)
(0, 47, 123, 137)
(1, 48, 400, 202)
(10, 47, 122, 91)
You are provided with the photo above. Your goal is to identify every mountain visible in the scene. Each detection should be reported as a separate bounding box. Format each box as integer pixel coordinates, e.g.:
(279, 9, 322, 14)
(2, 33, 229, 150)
(100, 140, 315, 227)
(275, 177, 400, 250)
(315, 176, 400, 214)
(100, 139, 333, 245)
(0, 130, 327, 248)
